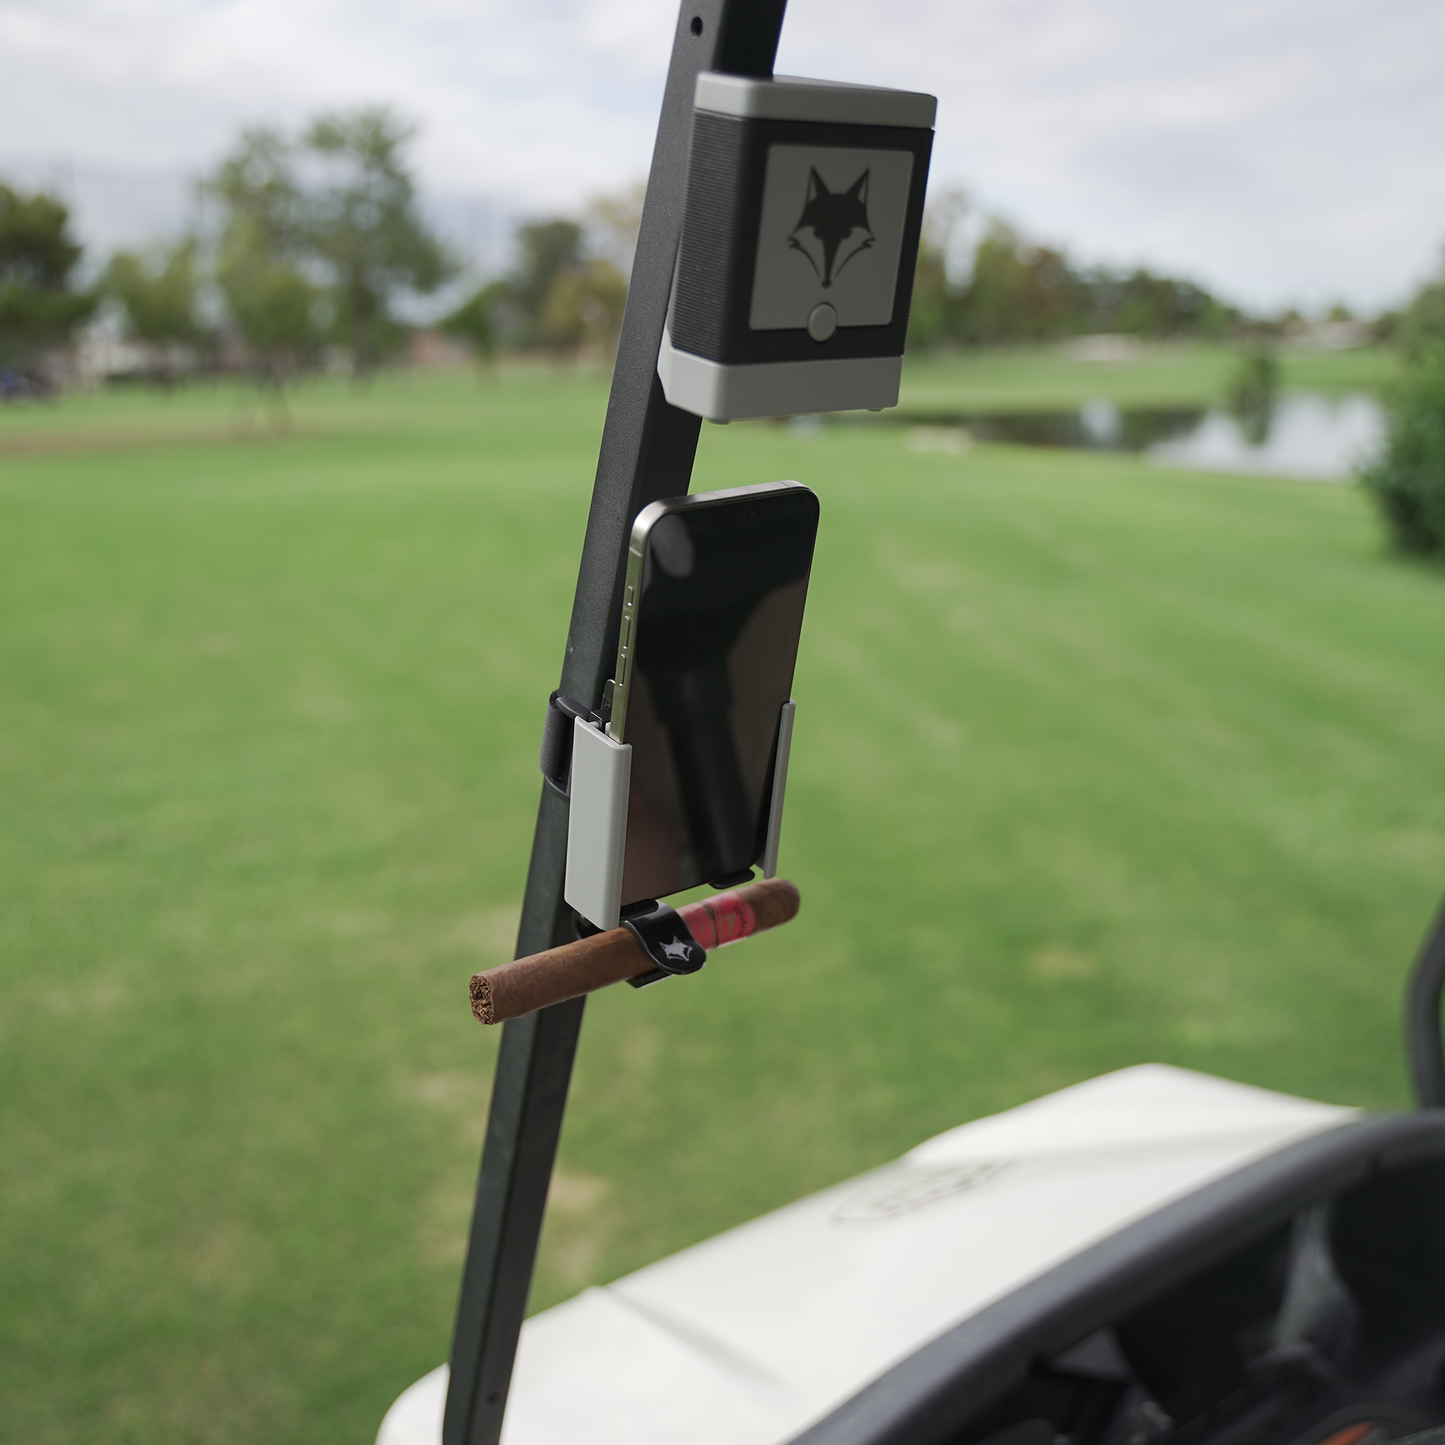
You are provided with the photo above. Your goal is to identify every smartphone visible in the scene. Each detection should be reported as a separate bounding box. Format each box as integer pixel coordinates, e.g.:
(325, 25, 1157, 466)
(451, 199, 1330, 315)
(605, 480, 820, 906)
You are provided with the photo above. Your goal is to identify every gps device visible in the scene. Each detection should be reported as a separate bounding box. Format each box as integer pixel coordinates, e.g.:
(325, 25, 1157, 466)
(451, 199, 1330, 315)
(563, 481, 818, 926)
(658, 73, 936, 422)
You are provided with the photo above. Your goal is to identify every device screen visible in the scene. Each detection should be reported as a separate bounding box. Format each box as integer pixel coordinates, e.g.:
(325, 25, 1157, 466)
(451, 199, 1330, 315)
(616, 485, 819, 906)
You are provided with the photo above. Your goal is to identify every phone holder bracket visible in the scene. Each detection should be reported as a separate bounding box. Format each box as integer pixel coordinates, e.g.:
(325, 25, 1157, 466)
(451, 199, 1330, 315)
(761, 698, 795, 881)
(561, 698, 797, 932)
(564, 717, 631, 930)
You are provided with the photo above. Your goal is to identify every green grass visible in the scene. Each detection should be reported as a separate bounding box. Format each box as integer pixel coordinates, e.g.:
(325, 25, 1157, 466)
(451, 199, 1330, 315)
(3, 360, 1444, 1444)
(898, 343, 1398, 413)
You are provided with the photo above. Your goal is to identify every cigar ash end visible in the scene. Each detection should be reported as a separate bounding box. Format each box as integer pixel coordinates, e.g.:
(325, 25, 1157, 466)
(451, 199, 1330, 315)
(470, 973, 494, 1026)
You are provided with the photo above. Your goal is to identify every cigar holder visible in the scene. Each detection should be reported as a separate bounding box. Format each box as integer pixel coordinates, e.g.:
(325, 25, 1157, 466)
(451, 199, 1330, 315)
(621, 901, 708, 989)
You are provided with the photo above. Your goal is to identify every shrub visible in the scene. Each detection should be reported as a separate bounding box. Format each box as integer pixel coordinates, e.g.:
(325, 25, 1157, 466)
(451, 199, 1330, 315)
(1360, 348, 1445, 557)
(1226, 348, 1279, 446)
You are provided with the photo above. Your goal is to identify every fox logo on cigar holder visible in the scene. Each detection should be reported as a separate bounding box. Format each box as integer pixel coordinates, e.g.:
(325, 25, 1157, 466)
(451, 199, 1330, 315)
(658, 72, 935, 423)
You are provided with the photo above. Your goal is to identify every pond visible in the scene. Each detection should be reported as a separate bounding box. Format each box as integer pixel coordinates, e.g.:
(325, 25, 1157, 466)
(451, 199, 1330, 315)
(879, 393, 1385, 482)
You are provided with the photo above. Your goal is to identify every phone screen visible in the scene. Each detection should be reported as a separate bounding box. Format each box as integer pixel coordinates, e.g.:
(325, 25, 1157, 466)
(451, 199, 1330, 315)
(615, 484, 819, 906)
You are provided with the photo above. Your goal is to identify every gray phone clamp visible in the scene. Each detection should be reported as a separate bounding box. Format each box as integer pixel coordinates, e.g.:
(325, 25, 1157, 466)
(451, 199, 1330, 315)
(562, 697, 797, 932)
(659, 72, 936, 422)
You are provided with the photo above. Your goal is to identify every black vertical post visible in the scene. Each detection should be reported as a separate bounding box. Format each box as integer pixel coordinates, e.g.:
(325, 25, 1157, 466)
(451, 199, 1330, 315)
(442, 5, 788, 1444)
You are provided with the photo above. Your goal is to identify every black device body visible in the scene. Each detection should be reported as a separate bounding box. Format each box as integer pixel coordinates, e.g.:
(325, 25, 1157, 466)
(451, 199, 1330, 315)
(657, 70, 937, 422)
(607, 480, 819, 905)
(671, 111, 933, 369)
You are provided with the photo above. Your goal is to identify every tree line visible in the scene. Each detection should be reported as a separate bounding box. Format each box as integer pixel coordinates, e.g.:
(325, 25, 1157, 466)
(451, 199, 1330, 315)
(439, 200, 636, 363)
(5, 114, 1443, 396)
(906, 189, 1241, 348)
(0, 108, 635, 392)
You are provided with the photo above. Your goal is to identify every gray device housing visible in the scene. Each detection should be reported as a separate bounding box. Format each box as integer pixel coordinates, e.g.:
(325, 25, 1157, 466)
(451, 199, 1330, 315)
(659, 72, 936, 422)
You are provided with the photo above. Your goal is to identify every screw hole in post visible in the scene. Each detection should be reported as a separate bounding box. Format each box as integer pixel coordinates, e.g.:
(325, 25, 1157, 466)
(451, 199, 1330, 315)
(690, 16, 703, 35)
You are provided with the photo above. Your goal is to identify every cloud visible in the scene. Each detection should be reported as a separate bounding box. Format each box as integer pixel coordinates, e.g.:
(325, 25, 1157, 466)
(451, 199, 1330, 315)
(1, 0, 1442, 308)
(776, 0, 1445, 307)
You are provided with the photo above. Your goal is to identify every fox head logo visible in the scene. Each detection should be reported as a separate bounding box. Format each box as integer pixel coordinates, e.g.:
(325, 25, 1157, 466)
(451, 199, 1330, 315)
(660, 936, 695, 963)
(788, 168, 874, 289)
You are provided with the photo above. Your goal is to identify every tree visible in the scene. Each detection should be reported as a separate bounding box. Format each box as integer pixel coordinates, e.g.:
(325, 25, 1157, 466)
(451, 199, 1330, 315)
(454, 218, 597, 354)
(956, 222, 1084, 345)
(205, 127, 325, 378)
(305, 108, 453, 372)
(103, 237, 208, 382)
(1399, 249, 1445, 362)
(904, 201, 1239, 352)
(0, 182, 95, 372)
(907, 235, 952, 351)
(220, 243, 324, 373)
(440, 280, 506, 363)
(907, 187, 969, 351)
(507, 219, 584, 347)
(442, 195, 636, 362)
(1084, 266, 1235, 339)
(105, 239, 204, 345)
(1360, 346, 1445, 558)
(204, 110, 453, 378)
(585, 180, 646, 277)
(1225, 348, 1279, 446)
(541, 258, 629, 356)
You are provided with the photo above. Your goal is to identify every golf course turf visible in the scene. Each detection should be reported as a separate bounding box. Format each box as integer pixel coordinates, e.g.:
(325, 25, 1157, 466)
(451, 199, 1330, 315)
(2, 354, 1442, 1443)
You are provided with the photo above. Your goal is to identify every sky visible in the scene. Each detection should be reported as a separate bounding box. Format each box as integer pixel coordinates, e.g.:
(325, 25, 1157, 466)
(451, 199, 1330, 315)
(2, 0, 1442, 314)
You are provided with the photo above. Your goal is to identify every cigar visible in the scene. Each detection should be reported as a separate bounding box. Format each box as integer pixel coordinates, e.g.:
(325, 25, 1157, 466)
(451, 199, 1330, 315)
(470, 877, 800, 1025)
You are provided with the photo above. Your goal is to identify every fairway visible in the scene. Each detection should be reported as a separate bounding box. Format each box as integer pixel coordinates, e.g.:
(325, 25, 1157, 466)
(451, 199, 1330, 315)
(3, 364, 1444, 1445)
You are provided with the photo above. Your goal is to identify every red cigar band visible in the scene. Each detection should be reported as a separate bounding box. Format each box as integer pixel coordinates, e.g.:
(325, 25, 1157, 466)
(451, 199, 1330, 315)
(677, 890, 757, 950)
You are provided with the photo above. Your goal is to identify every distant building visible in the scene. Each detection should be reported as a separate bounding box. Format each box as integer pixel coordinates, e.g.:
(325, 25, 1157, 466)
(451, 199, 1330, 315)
(1061, 334, 1145, 362)
(1291, 320, 1373, 352)
(408, 329, 476, 371)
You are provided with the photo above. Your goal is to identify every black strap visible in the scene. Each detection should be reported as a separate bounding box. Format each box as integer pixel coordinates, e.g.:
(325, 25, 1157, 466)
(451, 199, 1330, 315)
(539, 692, 594, 795)
(623, 901, 706, 988)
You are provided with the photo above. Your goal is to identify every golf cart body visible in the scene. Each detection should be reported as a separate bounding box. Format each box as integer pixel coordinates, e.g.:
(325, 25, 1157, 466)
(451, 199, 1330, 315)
(380, 1063, 1445, 1445)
